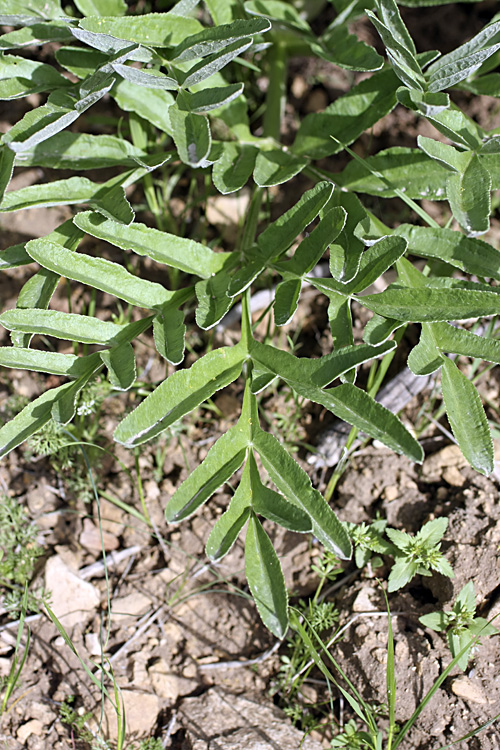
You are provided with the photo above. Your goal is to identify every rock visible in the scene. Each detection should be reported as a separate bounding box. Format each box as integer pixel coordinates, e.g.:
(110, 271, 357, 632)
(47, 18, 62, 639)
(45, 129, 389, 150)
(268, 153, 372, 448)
(17, 719, 43, 742)
(110, 592, 151, 625)
(148, 661, 181, 702)
(80, 518, 119, 552)
(451, 677, 488, 704)
(352, 586, 378, 612)
(421, 444, 467, 482)
(102, 690, 159, 740)
(177, 688, 323, 749)
(45, 556, 100, 630)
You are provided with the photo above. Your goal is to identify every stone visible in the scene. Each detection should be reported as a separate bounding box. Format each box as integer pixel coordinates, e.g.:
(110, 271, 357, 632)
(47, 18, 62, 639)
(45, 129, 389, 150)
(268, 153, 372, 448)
(451, 677, 488, 704)
(110, 592, 151, 625)
(102, 690, 159, 740)
(45, 555, 100, 630)
(80, 518, 119, 552)
(177, 688, 323, 749)
(17, 719, 43, 742)
(149, 662, 181, 702)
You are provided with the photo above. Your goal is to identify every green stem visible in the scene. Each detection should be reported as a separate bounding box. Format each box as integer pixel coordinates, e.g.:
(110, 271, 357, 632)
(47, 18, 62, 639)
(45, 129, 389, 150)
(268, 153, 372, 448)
(263, 35, 287, 142)
(134, 449, 152, 526)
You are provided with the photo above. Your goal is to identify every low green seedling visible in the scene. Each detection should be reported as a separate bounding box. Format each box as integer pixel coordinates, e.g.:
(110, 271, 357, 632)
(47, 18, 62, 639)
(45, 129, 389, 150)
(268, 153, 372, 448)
(385, 517, 454, 592)
(0, 495, 48, 617)
(0, 0, 499, 640)
(419, 581, 498, 670)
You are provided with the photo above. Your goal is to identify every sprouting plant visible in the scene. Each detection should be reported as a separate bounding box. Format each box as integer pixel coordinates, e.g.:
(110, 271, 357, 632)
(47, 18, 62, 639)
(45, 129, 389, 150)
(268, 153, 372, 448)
(385, 517, 454, 592)
(346, 519, 392, 570)
(419, 582, 498, 670)
(59, 694, 95, 747)
(0, 495, 48, 617)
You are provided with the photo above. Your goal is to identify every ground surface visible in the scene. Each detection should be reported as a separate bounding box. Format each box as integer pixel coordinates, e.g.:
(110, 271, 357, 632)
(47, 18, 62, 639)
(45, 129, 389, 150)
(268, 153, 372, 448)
(1, 2, 500, 749)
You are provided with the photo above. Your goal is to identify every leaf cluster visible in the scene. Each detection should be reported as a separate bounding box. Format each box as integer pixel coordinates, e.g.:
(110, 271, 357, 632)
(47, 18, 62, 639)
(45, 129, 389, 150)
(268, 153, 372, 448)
(0, 0, 499, 636)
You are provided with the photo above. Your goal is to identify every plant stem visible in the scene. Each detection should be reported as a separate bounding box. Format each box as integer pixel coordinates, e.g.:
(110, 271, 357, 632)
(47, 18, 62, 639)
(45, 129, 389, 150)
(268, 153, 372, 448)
(263, 35, 287, 142)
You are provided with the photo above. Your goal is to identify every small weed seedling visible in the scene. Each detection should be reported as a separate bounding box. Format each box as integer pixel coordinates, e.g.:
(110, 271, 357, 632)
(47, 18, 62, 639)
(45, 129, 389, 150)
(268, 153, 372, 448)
(385, 517, 454, 592)
(419, 581, 498, 670)
(0, 495, 48, 617)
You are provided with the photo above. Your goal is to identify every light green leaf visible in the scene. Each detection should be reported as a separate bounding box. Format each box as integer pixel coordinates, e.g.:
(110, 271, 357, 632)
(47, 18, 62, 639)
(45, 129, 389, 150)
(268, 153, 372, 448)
(407, 324, 443, 376)
(251, 339, 395, 388)
(363, 313, 403, 345)
(244, 0, 311, 33)
(253, 428, 352, 559)
(441, 357, 494, 475)
(14, 131, 146, 170)
(312, 26, 383, 73)
(431, 321, 500, 365)
(170, 17, 270, 62)
(336, 147, 449, 199)
(0, 244, 31, 269)
(0, 347, 98, 378)
(0, 146, 15, 203)
(111, 63, 178, 90)
(274, 279, 301, 326)
(153, 307, 186, 365)
(79, 13, 202, 47)
(0, 381, 74, 459)
(51, 369, 98, 424)
(358, 287, 500, 321)
(366, 1, 425, 90)
(394, 225, 500, 280)
(248, 452, 311, 533)
(419, 612, 448, 632)
(74, 0, 127, 16)
(0, 54, 71, 100)
(285, 379, 424, 463)
(56, 46, 109, 78)
(178, 83, 244, 113)
(0, 176, 133, 224)
(0, 22, 75, 50)
(274, 207, 346, 278)
(253, 149, 308, 188)
(227, 258, 264, 298)
(0, 308, 127, 345)
(425, 107, 483, 150)
(396, 88, 450, 117)
(26, 238, 174, 309)
(387, 558, 418, 592)
(114, 344, 246, 448)
(446, 154, 491, 236)
(311, 235, 407, 295)
(100, 342, 136, 390)
(426, 21, 500, 92)
(74, 211, 230, 278)
(166, 427, 248, 522)
(257, 181, 334, 261)
(245, 512, 289, 639)
(169, 106, 211, 167)
(112, 78, 175, 134)
(0, 0, 64, 20)
(212, 142, 257, 194)
(195, 271, 233, 329)
(327, 192, 367, 283)
(417, 135, 468, 172)
(205, 460, 252, 561)
(179, 38, 253, 88)
(292, 69, 398, 159)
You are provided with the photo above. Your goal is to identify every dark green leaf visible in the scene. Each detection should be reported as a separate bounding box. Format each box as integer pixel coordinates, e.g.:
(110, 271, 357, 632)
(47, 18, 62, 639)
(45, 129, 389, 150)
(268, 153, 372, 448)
(195, 271, 233, 329)
(253, 149, 308, 187)
(212, 142, 257, 194)
(441, 357, 493, 475)
(153, 307, 186, 365)
(245, 512, 289, 639)
(358, 287, 500, 322)
(100, 342, 136, 390)
(114, 344, 246, 447)
(169, 106, 211, 167)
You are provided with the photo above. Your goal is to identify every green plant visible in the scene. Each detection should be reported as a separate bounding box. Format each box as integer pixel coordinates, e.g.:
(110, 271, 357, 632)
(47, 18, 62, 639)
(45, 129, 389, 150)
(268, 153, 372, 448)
(419, 581, 498, 670)
(291, 589, 500, 750)
(1, 0, 500, 640)
(0, 495, 48, 617)
(385, 517, 454, 592)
